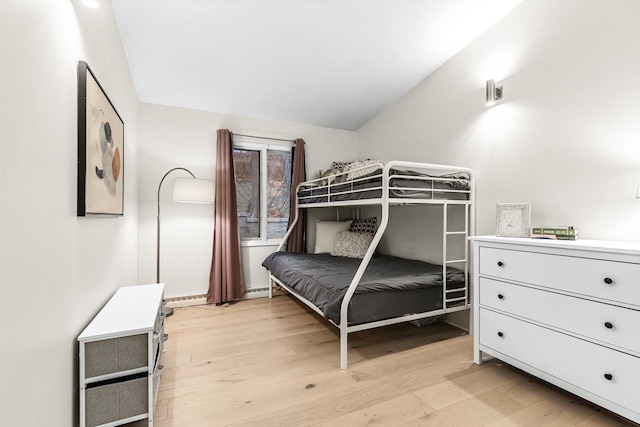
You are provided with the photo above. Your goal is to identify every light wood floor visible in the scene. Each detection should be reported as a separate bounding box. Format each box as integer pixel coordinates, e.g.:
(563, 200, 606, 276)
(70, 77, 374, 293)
(151, 296, 635, 427)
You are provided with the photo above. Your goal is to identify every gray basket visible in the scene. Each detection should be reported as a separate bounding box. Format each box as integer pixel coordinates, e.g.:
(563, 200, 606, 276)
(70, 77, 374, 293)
(85, 334, 148, 378)
(85, 376, 148, 427)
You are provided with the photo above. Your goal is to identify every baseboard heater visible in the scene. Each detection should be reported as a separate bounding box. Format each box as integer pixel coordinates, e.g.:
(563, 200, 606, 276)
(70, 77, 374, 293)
(165, 287, 270, 307)
(165, 294, 207, 307)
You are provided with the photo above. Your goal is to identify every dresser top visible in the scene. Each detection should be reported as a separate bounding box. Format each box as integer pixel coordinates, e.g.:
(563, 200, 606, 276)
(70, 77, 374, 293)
(78, 283, 164, 342)
(470, 236, 640, 256)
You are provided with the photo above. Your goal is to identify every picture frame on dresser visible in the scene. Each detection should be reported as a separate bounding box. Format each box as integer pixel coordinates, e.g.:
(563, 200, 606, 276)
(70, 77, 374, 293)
(495, 203, 530, 237)
(77, 60, 125, 216)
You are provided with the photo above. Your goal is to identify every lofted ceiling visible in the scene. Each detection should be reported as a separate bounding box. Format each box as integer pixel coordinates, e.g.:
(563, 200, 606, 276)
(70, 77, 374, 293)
(111, 0, 522, 131)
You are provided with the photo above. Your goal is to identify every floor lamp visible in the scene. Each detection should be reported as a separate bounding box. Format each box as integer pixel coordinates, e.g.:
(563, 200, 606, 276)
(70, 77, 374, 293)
(157, 167, 215, 316)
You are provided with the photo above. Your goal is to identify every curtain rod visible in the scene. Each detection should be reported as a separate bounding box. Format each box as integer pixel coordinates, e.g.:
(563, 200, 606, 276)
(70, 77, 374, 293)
(233, 133, 294, 143)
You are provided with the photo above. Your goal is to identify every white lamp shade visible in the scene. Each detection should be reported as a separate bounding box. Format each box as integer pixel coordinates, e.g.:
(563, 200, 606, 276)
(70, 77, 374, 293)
(172, 178, 215, 203)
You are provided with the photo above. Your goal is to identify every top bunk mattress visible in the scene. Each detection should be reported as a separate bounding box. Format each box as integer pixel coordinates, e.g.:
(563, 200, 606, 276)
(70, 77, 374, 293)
(262, 252, 466, 325)
(297, 167, 471, 205)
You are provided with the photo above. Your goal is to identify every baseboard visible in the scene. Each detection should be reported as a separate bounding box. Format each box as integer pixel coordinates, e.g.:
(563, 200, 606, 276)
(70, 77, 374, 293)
(165, 287, 271, 307)
(445, 317, 470, 333)
(165, 294, 207, 308)
(244, 287, 269, 299)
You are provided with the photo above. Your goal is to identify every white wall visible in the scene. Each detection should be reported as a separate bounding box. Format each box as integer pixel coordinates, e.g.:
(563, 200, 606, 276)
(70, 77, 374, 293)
(7, 2, 637, 423)
(138, 102, 357, 297)
(356, 0, 640, 330)
(358, 0, 640, 244)
(0, 1, 139, 426)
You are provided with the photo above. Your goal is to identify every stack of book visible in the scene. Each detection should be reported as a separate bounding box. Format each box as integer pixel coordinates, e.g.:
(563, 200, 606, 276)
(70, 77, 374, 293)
(531, 226, 579, 240)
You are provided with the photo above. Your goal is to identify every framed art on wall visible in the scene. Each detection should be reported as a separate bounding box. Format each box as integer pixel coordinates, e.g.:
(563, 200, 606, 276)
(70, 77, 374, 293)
(496, 203, 530, 237)
(77, 61, 124, 216)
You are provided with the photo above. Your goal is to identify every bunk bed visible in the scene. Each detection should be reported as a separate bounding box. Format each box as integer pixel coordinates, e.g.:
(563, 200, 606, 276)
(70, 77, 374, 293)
(262, 160, 475, 369)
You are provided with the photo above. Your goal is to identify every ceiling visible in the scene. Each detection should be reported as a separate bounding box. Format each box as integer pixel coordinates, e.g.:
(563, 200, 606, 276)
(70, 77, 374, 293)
(111, 0, 522, 131)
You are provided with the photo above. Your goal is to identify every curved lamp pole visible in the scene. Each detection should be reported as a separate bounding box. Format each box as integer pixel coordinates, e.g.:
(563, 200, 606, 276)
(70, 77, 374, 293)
(157, 167, 196, 283)
(157, 167, 214, 315)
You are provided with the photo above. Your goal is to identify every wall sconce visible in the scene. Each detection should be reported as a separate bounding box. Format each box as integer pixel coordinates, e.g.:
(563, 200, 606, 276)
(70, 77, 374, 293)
(486, 79, 503, 106)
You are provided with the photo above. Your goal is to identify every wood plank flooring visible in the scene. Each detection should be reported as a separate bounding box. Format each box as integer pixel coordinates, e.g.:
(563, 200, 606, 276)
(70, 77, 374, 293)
(151, 296, 635, 426)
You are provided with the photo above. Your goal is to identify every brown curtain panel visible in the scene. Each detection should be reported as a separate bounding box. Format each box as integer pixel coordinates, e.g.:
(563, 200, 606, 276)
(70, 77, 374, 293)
(286, 138, 306, 253)
(208, 129, 245, 304)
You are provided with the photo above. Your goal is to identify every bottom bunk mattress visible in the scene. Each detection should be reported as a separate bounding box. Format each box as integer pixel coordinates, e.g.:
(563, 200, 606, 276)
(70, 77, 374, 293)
(262, 252, 466, 325)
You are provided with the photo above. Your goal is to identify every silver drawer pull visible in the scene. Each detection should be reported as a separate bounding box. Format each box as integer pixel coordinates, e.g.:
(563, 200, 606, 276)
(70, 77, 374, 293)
(604, 373, 613, 381)
(604, 322, 614, 329)
(603, 277, 613, 285)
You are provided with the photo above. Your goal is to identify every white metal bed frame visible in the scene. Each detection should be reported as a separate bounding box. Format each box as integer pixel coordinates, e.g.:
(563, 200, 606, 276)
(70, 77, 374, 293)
(268, 160, 475, 369)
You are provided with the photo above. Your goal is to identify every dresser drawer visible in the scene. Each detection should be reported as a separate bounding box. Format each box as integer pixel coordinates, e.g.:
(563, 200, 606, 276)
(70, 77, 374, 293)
(479, 308, 640, 414)
(479, 278, 640, 354)
(479, 247, 640, 306)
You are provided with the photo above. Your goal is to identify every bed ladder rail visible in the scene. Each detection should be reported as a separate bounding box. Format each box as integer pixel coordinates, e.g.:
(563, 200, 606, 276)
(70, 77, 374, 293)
(442, 202, 470, 309)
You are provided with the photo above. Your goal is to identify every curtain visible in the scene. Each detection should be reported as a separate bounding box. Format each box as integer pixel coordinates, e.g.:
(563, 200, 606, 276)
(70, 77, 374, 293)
(286, 138, 306, 253)
(208, 129, 245, 304)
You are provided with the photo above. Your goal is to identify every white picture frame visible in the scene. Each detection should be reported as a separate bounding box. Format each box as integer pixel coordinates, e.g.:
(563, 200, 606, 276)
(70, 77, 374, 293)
(496, 203, 531, 238)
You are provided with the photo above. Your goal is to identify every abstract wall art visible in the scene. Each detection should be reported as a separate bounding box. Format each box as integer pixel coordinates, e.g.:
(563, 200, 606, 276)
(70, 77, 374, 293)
(77, 61, 124, 216)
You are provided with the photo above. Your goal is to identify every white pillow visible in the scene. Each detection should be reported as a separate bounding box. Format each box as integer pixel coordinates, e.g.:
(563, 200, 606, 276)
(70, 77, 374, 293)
(331, 231, 374, 258)
(314, 220, 353, 253)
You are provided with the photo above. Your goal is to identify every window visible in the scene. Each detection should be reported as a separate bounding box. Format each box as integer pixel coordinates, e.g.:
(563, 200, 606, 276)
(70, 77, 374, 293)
(233, 141, 292, 245)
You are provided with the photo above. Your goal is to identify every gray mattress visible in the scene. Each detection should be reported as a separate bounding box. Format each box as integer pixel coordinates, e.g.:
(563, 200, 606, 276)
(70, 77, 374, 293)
(298, 168, 470, 205)
(262, 252, 466, 325)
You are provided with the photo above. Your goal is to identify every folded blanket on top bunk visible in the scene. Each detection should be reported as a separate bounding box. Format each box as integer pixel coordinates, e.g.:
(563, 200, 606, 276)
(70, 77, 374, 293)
(298, 167, 470, 205)
(262, 252, 466, 325)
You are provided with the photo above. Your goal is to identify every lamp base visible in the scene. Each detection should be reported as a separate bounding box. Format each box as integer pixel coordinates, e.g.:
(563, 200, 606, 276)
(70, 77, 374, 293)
(163, 304, 174, 317)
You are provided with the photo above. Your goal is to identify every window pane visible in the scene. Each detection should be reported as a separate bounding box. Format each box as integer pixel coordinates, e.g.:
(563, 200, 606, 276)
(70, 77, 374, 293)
(233, 149, 260, 239)
(267, 150, 292, 240)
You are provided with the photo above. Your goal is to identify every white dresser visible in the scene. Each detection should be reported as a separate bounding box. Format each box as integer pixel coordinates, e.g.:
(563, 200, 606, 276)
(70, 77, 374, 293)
(78, 283, 166, 427)
(470, 236, 640, 424)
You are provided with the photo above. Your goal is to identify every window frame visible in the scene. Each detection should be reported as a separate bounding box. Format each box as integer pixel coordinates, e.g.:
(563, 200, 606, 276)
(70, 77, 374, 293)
(233, 139, 293, 247)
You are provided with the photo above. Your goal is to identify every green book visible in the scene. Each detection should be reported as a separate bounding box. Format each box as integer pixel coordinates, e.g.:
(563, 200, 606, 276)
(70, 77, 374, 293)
(545, 228, 578, 236)
(532, 226, 578, 236)
(556, 235, 578, 240)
